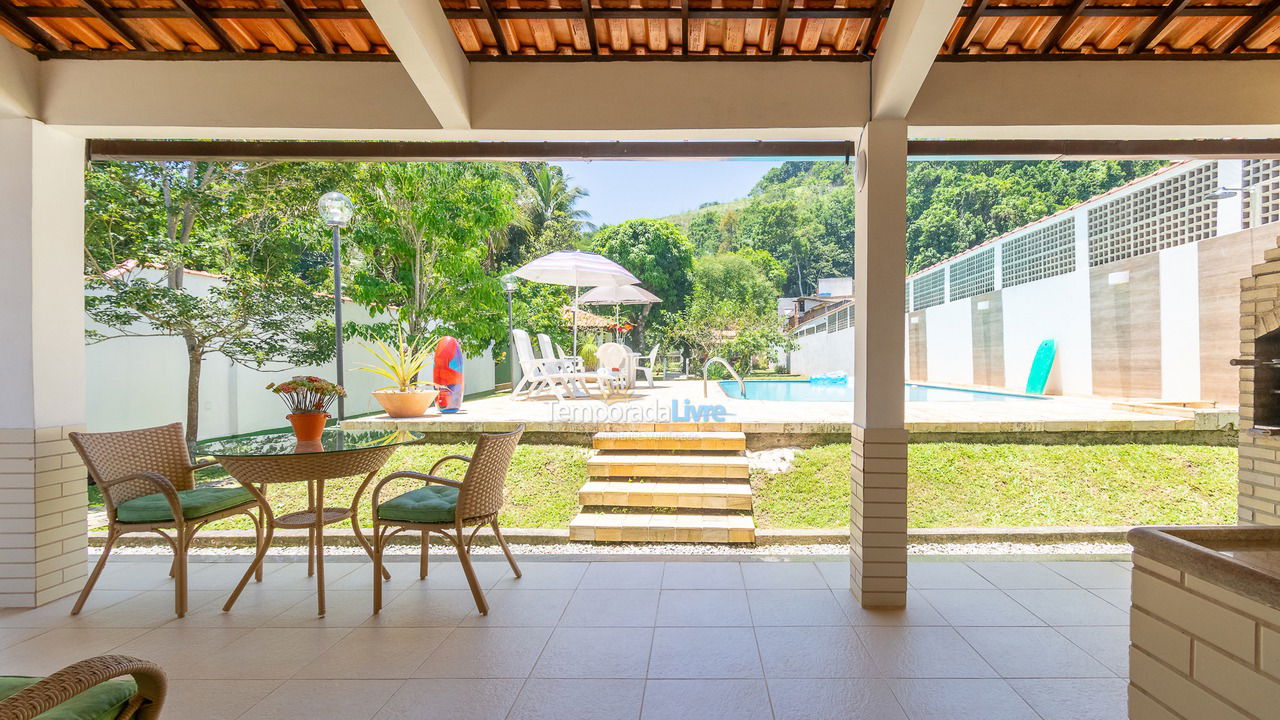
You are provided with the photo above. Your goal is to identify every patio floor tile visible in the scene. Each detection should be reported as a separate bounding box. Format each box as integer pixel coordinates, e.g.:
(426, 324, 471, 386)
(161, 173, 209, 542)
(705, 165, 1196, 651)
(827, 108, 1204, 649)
(412, 626, 553, 678)
(387, 560, 510, 592)
(747, 589, 849, 626)
(754, 626, 878, 679)
(888, 679, 1040, 720)
(648, 627, 763, 678)
(560, 589, 660, 627)
(109, 626, 251, 679)
(958, 627, 1115, 678)
(162, 679, 281, 720)
(72, 589, 223, 628)
(836, 590, 949, 627)
(185, 627, 353, 679)
(268, 589, 401, 628)
(768, 678, 907, 720)
(656, 589, 751, 626)
(360, 589, 480, 627)
(0, 590, 138, 628)
(240, 678, 401, 720)
(906, 563, 995, 590)
(578, 562, 664, 589)
(1004, 588, 1130, 626)
(966, 562, 1077, 590)
(531, 627, 653, 679)
(640, 679, 773, 720)
(168, 589, 314, 629)
(459, 589, 574, 627)
(1008, 678, 1129, 720)
(1039, 561, 1132, 589)
(508, 678, 644, 720)
(857, 627, 998, 679)
(492, 562, 587, 590)
(371, 679, 523, 720)
(661, 562, 745, 589)
(1055, 625, 1130, 676)
(0, 627, 148, 676)
(1089, 588, 1132, 611)
(293, 627, 452, 679)
(741, 562, 828, 589)
(917, 589, 1046, 627)
(814, 561, 851, 589)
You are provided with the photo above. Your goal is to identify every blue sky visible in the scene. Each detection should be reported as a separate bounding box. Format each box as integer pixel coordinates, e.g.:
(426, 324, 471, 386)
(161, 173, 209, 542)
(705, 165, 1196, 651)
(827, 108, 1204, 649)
(556, 160, 784, 227)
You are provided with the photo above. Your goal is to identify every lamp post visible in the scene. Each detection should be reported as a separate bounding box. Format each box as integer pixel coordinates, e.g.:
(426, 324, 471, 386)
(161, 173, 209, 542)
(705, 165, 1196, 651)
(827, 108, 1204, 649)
(500, 273, 519, 390)
(318, 192, 354, 421)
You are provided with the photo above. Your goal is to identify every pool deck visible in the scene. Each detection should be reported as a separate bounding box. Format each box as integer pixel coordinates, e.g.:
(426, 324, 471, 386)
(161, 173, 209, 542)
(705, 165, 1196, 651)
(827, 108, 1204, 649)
(342, 380, 1236, 445)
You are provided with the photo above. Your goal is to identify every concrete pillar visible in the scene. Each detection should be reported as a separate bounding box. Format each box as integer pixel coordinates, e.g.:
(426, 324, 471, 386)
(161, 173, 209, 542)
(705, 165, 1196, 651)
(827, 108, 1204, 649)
(851, 119, 909, 608)
(0, 119, 88, 608)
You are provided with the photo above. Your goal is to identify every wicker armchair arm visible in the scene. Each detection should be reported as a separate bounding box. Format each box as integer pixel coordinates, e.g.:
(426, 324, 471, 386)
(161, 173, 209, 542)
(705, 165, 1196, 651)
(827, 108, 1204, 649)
(371, 471, 463, 509)
(189, 459, 220, 472)
(0, 654, 166, 720)
(98, 472, 182, 524)
(428, 455, 472, 475)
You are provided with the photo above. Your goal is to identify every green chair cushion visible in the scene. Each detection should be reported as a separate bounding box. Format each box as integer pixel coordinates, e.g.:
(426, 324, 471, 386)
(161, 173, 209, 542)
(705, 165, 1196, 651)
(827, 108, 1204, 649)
(377, 485, 459, 524)
(0, 676, 136, 720)
(116, 486, 255, 524)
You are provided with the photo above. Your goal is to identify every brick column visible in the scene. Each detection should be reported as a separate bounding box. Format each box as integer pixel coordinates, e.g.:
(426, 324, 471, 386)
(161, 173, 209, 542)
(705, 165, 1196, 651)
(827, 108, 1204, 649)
(0, 119, 88, 607)
(851, 119, 909, 608)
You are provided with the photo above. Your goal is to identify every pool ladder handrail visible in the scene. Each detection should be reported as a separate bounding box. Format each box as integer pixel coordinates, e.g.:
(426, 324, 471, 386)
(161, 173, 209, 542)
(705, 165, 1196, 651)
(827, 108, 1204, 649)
(703, 357, 745, 398)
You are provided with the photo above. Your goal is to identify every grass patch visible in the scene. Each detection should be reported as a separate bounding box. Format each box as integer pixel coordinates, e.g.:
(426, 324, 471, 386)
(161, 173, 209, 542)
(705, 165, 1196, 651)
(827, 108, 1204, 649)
(753, 442, 1239, 529)
(90, 443, 588, 531)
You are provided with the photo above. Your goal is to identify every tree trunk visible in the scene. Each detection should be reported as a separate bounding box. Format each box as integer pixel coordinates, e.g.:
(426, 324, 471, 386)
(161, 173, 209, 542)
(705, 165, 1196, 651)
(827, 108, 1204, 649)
(184, 339, 202, 444)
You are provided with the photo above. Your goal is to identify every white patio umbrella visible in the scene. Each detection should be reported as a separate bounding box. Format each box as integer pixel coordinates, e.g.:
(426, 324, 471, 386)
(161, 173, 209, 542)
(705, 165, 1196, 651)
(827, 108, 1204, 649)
(577, 284, 662, 341)
(512, 250, 639, 352)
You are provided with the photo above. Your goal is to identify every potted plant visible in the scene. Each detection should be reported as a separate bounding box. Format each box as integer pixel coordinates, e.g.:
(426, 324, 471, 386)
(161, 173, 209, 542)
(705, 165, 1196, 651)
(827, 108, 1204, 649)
(266, 375, 345, 442)
(358, 332, 440, 418)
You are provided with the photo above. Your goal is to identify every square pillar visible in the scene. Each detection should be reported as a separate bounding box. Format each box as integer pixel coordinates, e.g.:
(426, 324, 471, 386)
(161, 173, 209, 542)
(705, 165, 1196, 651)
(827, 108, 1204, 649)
(0, 119, 88, 608)
(851, 119, 908, 608)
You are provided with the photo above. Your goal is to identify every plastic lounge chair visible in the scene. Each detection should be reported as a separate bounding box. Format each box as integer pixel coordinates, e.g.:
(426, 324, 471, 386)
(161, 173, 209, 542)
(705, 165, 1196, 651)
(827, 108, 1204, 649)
(554, 343, 585, 373)
(511, 329, 576, 399)
(0, 655, 166, 720)
(69, 423, 263, 618)
(370, 426, 526, 615)
(635, 345, 660, 388)
(536, 334, 575, 375)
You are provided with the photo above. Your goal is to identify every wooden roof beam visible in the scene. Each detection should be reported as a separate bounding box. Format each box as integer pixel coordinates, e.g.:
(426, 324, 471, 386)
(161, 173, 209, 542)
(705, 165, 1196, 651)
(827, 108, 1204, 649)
(950, 0, 988, 54)
(1218, 0, 1280, 54)
(772, 0, 790, 57)
(78, 0, 153, 51)
(871, 0, 963, 118)
(475, 0, 510, 55)
(0, 2, 67, 51)
(362, 0, 470, 129)
(680, 0, 688, 57)
(1127, 0, 1191, 54)
(856, 0, 888, 56)
(278, 0, 332, 54)
(171, 0, 242, 52)
(1038, 0, 1088, 54)
(583, 0, 599, 55)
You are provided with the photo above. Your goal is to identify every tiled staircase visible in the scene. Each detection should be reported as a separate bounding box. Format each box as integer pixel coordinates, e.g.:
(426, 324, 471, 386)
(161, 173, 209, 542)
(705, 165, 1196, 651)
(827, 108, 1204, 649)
(568, 428, 756, 543)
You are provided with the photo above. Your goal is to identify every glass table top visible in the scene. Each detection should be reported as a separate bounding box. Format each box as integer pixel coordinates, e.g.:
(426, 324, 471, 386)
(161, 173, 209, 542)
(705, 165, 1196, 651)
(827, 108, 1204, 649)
(193, 429, 424, 458)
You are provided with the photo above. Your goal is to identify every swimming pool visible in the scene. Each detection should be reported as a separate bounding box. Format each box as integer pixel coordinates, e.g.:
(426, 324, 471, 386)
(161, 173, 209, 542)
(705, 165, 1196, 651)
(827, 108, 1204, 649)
(718, 380, 1043, 403)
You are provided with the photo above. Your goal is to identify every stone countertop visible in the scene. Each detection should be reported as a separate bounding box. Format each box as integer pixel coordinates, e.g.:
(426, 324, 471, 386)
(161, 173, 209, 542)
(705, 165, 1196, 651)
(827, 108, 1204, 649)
(1128, 525, 1280, 610)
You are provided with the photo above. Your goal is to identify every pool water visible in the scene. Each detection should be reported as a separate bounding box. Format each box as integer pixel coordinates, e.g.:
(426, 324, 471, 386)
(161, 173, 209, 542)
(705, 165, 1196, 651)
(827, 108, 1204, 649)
(718, 380, 1043, 403)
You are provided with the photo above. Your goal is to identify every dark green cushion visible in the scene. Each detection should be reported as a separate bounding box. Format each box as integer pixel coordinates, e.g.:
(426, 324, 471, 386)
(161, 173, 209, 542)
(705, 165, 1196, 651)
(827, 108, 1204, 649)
(0, 676, 136, 720)
(116, 486, 254, 524)
(377, 485, 459, 524)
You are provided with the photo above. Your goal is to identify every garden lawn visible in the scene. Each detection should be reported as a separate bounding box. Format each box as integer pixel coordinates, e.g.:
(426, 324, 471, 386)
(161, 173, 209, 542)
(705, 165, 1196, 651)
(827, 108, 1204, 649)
(752, 442, 1239, 529)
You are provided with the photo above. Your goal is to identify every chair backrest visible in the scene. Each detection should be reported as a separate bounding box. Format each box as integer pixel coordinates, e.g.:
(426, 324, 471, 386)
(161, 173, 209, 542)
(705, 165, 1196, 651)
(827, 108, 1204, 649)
(555, 344, 572, 360)
(596, 342, 629, 372)
(457, 425, 525, 523)
(647, 345, 660, 364)
(69, 423, 195, 511)
(535, 333, 557, 360)
(511, 330, 541, 372)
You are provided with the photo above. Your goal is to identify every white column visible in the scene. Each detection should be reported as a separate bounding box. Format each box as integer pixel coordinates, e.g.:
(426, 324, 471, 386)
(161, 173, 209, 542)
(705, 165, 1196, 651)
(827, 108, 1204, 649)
(851, 119, 908, 608)
(0, 119, 88, 608)
(1217, 159, 1245, 234)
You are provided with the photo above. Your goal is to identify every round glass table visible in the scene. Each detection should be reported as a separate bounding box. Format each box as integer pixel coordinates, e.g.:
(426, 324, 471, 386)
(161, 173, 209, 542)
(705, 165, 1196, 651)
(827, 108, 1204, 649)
(193, 428, 424, 616)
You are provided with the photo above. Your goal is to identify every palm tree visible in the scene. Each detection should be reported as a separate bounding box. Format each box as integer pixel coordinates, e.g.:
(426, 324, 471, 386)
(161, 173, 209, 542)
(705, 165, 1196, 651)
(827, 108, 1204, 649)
(517, 163, 594, 241)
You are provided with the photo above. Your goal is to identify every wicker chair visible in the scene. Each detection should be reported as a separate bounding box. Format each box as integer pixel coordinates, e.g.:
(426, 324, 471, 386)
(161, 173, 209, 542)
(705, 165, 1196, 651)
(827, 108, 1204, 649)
(369, 426, 525, 615)
(70, 423, 263, 618)
(0, 655, 166, 720)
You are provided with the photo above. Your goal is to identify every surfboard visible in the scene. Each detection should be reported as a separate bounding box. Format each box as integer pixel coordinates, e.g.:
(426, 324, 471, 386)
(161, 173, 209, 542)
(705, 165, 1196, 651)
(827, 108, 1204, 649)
(1025, 339, 1057, 395)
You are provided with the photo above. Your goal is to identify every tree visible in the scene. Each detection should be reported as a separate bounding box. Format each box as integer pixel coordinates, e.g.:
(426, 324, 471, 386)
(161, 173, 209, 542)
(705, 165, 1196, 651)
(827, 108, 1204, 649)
(692, 253, 778, 318)
(84, 160, 340, 442)
(736, 199, 809, 296)
(503, 163, 593, 264)
(591, 219, 695, 344)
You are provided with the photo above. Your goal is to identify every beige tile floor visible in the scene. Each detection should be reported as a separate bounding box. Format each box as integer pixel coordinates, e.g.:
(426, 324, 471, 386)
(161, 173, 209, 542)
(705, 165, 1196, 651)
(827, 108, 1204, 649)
(0, 557, 1131, 720)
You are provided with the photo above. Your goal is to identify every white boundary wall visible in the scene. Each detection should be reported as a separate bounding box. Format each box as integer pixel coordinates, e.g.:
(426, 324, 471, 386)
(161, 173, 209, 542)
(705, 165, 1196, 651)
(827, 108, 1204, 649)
(86, 268, 494, 438)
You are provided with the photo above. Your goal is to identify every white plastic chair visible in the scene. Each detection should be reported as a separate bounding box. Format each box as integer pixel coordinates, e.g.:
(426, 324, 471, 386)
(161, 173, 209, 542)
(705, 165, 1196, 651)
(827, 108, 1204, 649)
(512, 329, 574, 399)
(596, 342, 634, 390)
(635, 345, 660, 388)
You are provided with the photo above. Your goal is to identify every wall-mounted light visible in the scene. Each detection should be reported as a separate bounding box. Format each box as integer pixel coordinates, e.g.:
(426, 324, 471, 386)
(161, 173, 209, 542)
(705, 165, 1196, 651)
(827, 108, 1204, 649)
(909, 316, 920, 325)
(1108, 271, 1130, 286)
(977, 300, 991, 311)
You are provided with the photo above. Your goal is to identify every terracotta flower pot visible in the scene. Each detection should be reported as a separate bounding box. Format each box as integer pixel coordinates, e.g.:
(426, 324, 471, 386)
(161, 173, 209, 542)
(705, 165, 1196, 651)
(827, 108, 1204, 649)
(372, 389, 438, 418)
(287, 413, 328, 442)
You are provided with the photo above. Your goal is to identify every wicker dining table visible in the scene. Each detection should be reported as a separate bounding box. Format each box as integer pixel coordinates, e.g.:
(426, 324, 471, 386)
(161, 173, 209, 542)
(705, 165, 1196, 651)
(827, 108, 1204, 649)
(192, 428, 424, 617)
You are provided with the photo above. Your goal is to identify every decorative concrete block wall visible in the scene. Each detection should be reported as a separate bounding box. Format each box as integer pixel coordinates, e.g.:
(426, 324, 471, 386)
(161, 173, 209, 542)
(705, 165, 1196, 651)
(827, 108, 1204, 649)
(1129, 554, 1280, 720)
(0, 425, 87, 607)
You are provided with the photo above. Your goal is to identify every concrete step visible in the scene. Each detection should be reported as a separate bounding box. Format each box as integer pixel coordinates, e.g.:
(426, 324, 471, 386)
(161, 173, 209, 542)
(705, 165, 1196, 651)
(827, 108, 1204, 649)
(593, 431, 746, 452)
(579, 480, 753, 511)
(569, 512, 756, 543)
(586, 453, 750, 479)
